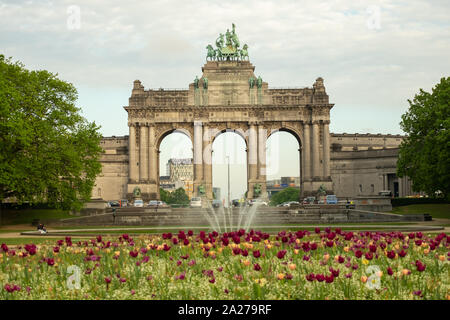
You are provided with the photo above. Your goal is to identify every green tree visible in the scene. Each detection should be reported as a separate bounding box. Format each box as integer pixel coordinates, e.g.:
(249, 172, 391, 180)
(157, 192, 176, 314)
(397, 77, 450, 199)
(0, 55, 103, 214)
(168, 188, 189, 205)
(269, 187, 300, 206)
(159, 188, 170, 203)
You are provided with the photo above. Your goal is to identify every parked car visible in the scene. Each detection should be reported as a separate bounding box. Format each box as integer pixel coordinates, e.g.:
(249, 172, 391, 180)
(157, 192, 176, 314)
(212, 199, 222, 208)
(302, 197, 316, 205)
(133, 199, 144, 207)
(157, 201, 168, 207)
(249, 199, 268, 206)
(326, 195, 338, 204)
(108, 200, 120, 207)
(147, 200, 159, 207)
(190, 197, 202, 208)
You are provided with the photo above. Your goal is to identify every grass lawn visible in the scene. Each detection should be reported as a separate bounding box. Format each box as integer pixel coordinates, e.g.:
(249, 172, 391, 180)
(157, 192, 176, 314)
(0, 237, 88, 245)
(390, 204, 450, 219)
(0, 209, 73, 225)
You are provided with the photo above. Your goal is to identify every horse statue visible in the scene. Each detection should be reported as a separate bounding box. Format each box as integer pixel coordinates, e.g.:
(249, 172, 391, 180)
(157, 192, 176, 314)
(240, 44, 249, 60)
(216, 49, 223, 61)
(206, 44, 216, 61)
(215, 33, 224, 50)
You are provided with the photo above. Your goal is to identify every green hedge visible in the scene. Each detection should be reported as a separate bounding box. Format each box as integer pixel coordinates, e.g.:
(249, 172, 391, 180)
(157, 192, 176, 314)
(391, 197, 450, 207)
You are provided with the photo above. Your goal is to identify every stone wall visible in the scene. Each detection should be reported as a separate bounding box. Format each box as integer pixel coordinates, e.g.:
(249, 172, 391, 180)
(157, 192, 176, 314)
(330, 148, 417, 199)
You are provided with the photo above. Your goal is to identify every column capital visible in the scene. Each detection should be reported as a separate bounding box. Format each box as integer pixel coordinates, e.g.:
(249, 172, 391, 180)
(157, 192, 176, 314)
(312, 120, 321, 125)
(322, 120, 331, 125)
(248, 121, 258, 127)
(128, 122, 137, 127)
(194, 120, 203, 127)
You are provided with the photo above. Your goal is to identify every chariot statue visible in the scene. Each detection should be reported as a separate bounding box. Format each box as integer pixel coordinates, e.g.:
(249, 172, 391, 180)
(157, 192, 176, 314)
(207, 23, 249, 61)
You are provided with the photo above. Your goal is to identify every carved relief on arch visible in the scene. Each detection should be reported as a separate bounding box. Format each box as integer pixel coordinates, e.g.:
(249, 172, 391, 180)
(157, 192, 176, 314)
(154, 123, 194, 149)
(208, 122, 249, 145)
(267, 121, 303, 146)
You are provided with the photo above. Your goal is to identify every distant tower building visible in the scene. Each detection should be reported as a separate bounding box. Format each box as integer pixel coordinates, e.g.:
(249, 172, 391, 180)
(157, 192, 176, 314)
(166, 158, 194, 199)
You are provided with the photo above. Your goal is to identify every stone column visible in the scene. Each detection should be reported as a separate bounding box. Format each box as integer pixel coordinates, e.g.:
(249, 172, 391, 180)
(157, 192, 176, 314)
(203, 124, 213, 199)
(148, 125, 157, 184)
(322, 121, 331, 178)
(128, 123, 138, 183)
(248, 123, 258, 198)
(299, 146, 303, 200)
(312, 121, 320, 179)
(258, 124, 267, 198)
(139, 124, 149, 182)
(193, 121, 203, 195)
(383, 174, 388, 190)
(303, 122, 311, 181)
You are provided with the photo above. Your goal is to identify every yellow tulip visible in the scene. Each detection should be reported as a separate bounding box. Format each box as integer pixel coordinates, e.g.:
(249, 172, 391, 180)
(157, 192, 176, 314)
(439, 255, 445, 262)
(277, 273, 285, 280)
(361, 276, 368, 283)
(289, 264, 296, 271)
(294, 249, 299, 255)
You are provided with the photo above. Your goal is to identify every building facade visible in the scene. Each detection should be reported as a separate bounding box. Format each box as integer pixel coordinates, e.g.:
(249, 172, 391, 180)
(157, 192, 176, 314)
(91, 24, 417, 202)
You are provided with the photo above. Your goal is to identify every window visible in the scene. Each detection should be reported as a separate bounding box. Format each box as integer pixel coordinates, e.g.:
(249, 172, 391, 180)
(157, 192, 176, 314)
(359, 184, 362, 194)
(371, 184, 375, 193)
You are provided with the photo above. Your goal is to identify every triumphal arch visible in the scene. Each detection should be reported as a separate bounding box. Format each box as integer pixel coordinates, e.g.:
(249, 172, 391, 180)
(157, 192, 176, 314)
(124, 24, 334, 201)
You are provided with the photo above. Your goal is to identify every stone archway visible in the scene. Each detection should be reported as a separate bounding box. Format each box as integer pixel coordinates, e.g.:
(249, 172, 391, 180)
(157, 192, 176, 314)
(125, 60, 333, 201)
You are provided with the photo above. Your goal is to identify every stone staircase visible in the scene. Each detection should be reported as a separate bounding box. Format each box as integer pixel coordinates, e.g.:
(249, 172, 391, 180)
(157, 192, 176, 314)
(56, 205, 428, 227)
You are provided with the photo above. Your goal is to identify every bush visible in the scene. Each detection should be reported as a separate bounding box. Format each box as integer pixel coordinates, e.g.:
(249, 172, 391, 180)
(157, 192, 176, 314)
(269, 187, 300, 206)
(391, 197, 450, 207)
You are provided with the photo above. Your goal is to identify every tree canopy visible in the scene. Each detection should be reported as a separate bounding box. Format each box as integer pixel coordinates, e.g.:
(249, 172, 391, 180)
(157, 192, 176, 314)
(269, 187, 300, 206)
(0, 55, 103, 210)
(159, 187, 189, 205)
(397, 77, 450, 200)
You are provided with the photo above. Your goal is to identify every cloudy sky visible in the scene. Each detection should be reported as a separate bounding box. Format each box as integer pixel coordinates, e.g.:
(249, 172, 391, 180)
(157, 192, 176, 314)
(1, 0, 449, 202)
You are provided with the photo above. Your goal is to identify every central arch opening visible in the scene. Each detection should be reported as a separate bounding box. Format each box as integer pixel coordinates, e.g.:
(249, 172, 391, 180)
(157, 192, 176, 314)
(266, 130, 301, 203)
(212, 131, 248, 207)
(159, 130, 193, 200)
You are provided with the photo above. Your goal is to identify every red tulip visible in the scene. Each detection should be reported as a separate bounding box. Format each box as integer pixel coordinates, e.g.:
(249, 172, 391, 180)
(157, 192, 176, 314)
(387, 250, 396, 259)
(325, 274, 334, 283)
(306, 273, 315, 282)
(398, 250, 407, 258)
(253, 263, 261, 271)
(129, 250, 139, 258)
(387, 267, 393, 276)
(365, 252, 373, 260)
(253, 250, 261, 258)
(276, 250, 287, 259)
(316, 274, 325, 282)
(355, 250, 363, 258)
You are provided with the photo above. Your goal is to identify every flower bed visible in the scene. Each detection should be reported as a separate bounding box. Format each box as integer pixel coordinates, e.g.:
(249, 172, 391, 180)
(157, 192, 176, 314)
(0, 229, 449, 300)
